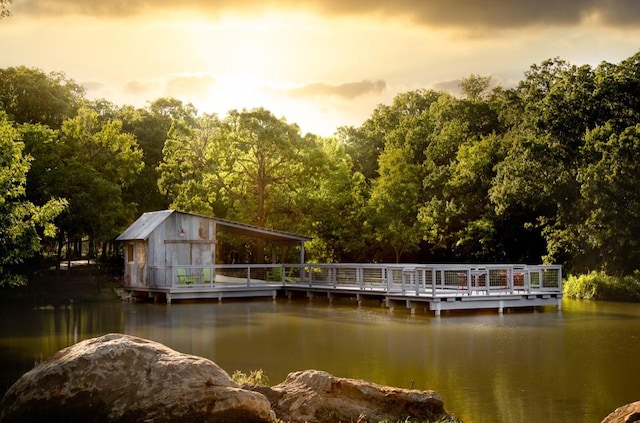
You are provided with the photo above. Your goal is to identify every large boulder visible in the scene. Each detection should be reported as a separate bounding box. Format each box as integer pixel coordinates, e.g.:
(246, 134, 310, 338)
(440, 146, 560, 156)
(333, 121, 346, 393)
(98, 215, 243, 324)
(0, 333, 275, 423)
(602, 400, 640, 423)
(264, 369, 450, 423)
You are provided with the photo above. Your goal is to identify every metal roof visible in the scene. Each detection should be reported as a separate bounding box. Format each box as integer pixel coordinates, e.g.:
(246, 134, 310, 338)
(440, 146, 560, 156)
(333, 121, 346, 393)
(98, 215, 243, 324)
(115, 210, 174, 241)
(116, 210, 311, 243)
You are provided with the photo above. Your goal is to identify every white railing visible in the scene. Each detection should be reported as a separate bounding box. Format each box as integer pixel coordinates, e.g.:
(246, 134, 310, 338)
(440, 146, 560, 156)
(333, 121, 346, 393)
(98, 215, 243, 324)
(149, 263, 562, 295)
(282, 263, 562, 296)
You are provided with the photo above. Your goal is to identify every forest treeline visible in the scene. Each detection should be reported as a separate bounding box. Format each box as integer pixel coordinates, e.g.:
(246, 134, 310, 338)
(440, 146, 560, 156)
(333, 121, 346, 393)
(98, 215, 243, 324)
(1, 51, 640, 286)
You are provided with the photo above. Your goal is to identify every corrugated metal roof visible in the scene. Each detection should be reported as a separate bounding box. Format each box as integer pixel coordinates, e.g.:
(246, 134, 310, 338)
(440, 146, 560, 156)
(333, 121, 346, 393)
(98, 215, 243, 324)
(115, 210, 174, 241)
(116, 210, 312, 243)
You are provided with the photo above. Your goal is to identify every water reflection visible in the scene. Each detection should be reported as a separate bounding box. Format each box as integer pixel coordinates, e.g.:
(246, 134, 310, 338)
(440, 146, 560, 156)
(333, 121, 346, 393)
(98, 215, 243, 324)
(1, 299, 639, 423)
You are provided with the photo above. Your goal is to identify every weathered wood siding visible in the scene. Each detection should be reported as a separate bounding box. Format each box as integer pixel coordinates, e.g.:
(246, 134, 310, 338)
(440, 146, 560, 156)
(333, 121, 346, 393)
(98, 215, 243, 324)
(144, 212, 217, 288)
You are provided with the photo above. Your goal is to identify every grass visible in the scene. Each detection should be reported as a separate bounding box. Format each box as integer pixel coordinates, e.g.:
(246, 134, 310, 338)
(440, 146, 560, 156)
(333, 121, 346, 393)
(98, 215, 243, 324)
(563, 270, 640, 302)
(231, 369, 270, 387)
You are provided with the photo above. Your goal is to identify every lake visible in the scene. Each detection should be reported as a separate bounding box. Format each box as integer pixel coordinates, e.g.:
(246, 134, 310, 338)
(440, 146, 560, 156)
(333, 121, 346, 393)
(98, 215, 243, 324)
(1, 297, 639, 422)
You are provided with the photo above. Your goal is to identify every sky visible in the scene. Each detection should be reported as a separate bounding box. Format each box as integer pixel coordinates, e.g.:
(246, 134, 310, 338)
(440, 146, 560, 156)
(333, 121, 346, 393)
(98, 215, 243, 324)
(1, 1, 640, 136)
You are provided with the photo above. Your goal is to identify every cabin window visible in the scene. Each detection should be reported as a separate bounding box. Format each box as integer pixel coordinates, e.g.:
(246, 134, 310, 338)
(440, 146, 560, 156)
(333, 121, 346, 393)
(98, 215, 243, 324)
(127, 244, 134, 263)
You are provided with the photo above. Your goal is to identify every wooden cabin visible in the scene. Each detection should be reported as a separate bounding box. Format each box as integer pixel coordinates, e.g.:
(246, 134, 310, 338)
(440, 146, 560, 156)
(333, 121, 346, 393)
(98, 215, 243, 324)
(116, 210, 310, 302)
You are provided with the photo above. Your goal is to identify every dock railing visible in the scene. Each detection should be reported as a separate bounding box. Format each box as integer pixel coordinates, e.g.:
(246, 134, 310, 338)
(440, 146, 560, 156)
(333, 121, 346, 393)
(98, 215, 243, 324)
(153, 263, 562, 295)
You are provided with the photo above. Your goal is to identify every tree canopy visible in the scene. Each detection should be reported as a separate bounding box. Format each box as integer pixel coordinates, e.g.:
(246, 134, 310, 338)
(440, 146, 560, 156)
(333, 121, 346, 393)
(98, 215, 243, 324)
(2, 52, 640, 284)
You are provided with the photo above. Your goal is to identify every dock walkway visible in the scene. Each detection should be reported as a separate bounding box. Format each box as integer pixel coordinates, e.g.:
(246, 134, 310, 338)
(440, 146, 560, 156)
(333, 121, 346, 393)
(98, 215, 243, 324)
(129, 263, 562, 316)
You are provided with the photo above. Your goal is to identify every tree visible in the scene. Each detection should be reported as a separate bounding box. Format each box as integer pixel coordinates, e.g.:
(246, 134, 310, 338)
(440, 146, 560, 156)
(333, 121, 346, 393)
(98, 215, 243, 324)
(341, 89, 441, 183)
(157, 114, 223, 216)
(368, 144, 424, 262)
(418, 90, 503, 260)
(119, 98, 197, 214)
(490, 54, 640, 270)
(158, 108, 319, 262)
(22, 107, 143, 263)
(0, 113, 66, 286)
(0, 67, 84, 129)
(303, 137, 371, 262)
(576, 124, 640, 275)
(460, 74, 492, 101)
(0, 0, 10, 18)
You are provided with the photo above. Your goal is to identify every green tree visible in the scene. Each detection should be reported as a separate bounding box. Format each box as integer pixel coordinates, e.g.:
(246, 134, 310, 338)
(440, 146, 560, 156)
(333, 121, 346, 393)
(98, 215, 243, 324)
(305, 137, 372, 262)
(22, 107, 143, 263)
(490, 54, 640, 270)
(119, 98, 196, 214)
(0, 113, 66, 286)
(576, 124, 640, 275)
(0, 66, 84, 129)
(206, 108, 312, 231)
(368, 144, 424, 262)
(159, 108, 329, 262)
(418, 89, 503, 260)
(157, 113, 223, 216)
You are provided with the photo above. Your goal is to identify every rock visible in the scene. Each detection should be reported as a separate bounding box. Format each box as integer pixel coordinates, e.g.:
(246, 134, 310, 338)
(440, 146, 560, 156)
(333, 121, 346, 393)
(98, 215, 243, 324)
(266, 369, 450, 423)
(602, 400, 640, 423)
(0, 333, 275, 423)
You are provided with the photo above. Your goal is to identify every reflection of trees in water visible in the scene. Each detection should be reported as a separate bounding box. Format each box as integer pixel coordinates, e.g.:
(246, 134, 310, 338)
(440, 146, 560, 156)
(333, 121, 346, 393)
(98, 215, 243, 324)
(46, 304, 124, 354)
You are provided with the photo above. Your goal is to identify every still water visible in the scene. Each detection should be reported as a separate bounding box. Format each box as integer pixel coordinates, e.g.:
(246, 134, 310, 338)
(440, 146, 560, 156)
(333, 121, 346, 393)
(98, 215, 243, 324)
(1, 298, 639, 423)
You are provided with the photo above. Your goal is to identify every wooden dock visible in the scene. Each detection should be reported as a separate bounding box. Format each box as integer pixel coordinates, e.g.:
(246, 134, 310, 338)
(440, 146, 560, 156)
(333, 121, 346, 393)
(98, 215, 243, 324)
(128, 263, 563, 316)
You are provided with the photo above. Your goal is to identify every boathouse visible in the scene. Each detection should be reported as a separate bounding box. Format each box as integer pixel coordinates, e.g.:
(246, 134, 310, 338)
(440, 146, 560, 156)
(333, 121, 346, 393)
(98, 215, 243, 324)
(117, 210, 563, 314)
(116, 210, 310, 302)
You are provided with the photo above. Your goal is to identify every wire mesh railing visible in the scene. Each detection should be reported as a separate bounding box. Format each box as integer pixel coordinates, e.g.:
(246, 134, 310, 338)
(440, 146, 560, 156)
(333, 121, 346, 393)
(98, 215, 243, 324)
(148, 263, 562, 295)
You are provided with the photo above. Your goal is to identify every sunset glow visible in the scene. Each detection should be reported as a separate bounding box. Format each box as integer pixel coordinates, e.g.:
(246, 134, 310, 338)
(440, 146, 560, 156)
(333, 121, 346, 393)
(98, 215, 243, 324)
(2, 1, 639, 135)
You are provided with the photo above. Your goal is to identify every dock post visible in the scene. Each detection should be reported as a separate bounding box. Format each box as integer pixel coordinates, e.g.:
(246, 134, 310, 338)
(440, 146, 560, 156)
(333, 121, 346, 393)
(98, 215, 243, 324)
(327, 292, 333, 303)
(557, 297, 562, 311)
(165, 294, 170, 304)
(356, 293, 362, 307)
(406, 300, 416, 315)
(498, 300, 504, 314)
(434, 302, 441, 317)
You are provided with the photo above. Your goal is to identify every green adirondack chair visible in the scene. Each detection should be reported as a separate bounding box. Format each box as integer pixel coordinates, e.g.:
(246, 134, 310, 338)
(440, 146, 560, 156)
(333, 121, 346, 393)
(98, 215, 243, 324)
(176, 268, 196, 285)
(202, 268, 215, 285)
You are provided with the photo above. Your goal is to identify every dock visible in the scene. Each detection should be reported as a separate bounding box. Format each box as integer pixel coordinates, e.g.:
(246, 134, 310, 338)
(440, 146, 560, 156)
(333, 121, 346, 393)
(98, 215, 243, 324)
(129, 263, 563, 316)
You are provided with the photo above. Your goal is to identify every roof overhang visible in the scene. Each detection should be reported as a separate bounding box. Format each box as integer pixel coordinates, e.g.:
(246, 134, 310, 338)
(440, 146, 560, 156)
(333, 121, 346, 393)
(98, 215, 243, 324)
(116, 210, 311, 244)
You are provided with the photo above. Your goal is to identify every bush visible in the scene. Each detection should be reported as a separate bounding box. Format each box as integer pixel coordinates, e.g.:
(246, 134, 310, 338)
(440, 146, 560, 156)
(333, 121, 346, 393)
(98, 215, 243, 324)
(564, 271, 640, 301)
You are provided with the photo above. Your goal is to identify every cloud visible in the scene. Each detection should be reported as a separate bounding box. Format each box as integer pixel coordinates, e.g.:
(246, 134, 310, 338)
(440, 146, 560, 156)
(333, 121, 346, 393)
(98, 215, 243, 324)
(165, 74, 215, 98)
(81, 80, 105, 92)
(288, 80, 386, 99)
(124, 80, 157, 96)
(13, 0, 640, 28)
(430, 79, 464, 97)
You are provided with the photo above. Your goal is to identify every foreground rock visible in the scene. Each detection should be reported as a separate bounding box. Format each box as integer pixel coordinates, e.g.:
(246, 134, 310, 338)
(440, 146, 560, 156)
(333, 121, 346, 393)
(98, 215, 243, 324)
(0, 334, 275, 423)
(253, 369, 450, 423)
(601, 400, 640, 423)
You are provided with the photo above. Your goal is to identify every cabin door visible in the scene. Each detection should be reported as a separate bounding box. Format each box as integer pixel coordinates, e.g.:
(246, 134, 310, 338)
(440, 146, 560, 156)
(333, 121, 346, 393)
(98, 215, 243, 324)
(125, 241, 147, 287)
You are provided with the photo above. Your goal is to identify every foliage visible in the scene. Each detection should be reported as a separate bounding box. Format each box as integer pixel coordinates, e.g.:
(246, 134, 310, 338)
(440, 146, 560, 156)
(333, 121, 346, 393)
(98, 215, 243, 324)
(4, 51, 640, 283)
(0, 66, 84, 129)
(0, 113, 66, 286)
(563, 271, 640, 302)
(0, 0, 10, 18)
(231, 369, 270, 387)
